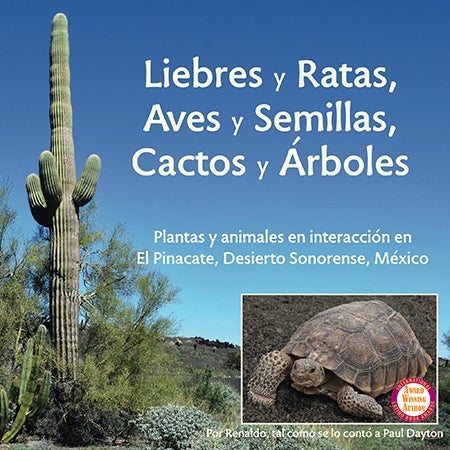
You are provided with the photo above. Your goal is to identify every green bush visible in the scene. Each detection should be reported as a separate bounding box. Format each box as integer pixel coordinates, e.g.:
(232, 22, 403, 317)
(133, 404, 217, 450)
(34, 345, 191, 446)
(434, 377, 450, 449)
(439, 373, 450, 404)
(191, 368, 239, 419)
(225, 351, 241, 370)
(37, 394, 131, 446)
(0, 185, 42, 385)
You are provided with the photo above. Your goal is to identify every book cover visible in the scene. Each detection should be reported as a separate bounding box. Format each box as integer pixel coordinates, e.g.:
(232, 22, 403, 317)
(0, 0, 448, 448)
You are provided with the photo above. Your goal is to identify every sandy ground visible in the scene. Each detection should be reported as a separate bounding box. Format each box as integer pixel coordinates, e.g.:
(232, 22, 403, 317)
(242, 294, 437, 424)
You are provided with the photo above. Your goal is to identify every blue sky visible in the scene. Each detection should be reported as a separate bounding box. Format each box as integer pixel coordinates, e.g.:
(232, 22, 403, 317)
(0, 1, 449, 355)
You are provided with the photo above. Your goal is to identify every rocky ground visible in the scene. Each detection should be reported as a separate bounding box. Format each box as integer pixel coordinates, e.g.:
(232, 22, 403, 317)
(242, 294, 437, 424)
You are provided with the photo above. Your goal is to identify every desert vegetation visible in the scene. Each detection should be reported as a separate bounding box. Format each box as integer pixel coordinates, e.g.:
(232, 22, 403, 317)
(0, 184, 240, 447)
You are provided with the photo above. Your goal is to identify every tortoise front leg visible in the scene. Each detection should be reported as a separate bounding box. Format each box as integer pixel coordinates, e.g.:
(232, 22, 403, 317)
(248, 350, 293, 405)
(337, 385, 383, 419)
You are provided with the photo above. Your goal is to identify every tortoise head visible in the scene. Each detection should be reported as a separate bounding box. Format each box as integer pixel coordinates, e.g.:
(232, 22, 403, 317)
(290, 358, 326, 388)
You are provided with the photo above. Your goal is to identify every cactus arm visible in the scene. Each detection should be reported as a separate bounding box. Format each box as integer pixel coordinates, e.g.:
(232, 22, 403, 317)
(28, 370, 51, 419)
(33, 325, 46, 364)
(0, 388, 8, 437)
(2, 404, 28, 443)
(73, 154, 101, 206)
(18, 326, 46, 407)
(2, 326, 50, 444)
(25, 174, 49, 227)
(18, 339, 34, 406)
(39, 151, 62, 205)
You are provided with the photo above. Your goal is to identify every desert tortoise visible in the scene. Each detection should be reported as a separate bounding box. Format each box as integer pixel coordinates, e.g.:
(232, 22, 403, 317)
(248, 300, 432, 419)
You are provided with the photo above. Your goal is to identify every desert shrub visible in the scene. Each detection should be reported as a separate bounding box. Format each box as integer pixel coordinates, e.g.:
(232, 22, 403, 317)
(0, 185, 42, 383)
(439, 373, 450, 404)
(79, 339, 188, 412)
(133, 404, 217, 450)
(34, 343, 191, 446)
(191, 368, 239, 420)
(35, 393, 131, 446)
(225, 351, 241, 370)
(192, 425, 344, 450)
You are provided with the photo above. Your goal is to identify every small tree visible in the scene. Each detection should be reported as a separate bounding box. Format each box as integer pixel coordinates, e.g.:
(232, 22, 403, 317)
(29, 204, 188, 444)
(0, 185, 41, 375)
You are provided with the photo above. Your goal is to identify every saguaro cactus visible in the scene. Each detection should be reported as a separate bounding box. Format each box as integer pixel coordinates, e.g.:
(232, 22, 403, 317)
(0, 325, 51, 443)
(26, 13, 100, 379)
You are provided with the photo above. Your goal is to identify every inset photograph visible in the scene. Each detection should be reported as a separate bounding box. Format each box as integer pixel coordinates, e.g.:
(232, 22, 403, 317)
(242, 294, 437, 424)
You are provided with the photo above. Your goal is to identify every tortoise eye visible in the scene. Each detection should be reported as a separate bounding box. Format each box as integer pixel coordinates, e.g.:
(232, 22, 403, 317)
(310, 368, 316, 373)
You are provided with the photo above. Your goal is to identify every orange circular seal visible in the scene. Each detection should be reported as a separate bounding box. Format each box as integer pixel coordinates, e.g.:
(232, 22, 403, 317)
(390, 377, 436, 422)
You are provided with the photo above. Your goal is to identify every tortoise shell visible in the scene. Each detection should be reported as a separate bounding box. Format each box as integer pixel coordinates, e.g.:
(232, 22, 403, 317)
(281, 300, 432, 397)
